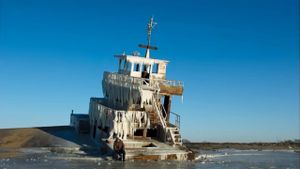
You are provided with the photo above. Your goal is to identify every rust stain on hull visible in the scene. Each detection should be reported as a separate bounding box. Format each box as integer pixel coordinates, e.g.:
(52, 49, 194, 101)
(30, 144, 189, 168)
(133, 155, 160, 161)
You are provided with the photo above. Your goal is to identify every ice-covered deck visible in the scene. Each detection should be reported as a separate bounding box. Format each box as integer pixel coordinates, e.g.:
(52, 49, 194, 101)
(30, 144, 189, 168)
(103, 71, 184, 95)
(104, 137, 194, 160)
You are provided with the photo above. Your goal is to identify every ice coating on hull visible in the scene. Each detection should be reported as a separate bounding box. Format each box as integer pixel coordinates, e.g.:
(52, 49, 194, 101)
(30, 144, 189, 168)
(85, 17, 194, 160)
(89, 100, 150, 140)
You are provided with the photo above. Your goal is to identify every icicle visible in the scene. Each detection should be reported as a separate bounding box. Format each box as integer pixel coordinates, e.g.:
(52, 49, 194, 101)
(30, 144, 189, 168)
(181, 94, 184, 104)
(122, 112, 128, 140)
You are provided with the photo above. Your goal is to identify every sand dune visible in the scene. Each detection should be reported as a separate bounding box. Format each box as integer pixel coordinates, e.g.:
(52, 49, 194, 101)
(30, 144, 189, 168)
(0, 126, 94, 149)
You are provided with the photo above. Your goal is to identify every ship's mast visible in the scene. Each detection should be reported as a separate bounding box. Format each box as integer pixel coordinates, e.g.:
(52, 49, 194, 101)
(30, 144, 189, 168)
(139, 17, 158, 58)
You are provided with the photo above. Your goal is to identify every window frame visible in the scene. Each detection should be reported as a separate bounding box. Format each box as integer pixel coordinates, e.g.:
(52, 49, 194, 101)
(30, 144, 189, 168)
(152, 63, 159, 74)
(133, 63, 140, 72)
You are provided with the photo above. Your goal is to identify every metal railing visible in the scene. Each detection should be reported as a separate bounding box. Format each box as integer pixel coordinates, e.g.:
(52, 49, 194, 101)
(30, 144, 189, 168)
(160, 104, 168, 122)
(157, 79, 184, 88)
(152, 95, 167, 129)
(103, 71, 183, 89)
(170, 112, 180, 129)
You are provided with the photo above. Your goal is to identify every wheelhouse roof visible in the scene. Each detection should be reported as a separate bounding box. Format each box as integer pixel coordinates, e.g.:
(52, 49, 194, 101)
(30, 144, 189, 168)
(114, 54, 169, 65)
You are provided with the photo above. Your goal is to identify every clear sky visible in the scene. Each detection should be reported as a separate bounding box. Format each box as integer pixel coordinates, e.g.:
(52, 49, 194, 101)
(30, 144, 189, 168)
(0, 0, 299, 142)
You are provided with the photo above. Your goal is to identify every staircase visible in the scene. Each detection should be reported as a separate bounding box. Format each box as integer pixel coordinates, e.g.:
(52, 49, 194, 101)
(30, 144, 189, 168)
(138, 79, 182, 146)
(152, 94, 182, 146)
(167, 126, 182, 145)
(152, 95, 167, 129)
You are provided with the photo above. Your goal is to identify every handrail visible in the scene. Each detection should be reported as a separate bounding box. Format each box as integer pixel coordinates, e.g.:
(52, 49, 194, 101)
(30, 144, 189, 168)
(152, 95, 166, 129)
(170, 112, 180, 129)
(152, 94, 176, 144)
(160, 104, 168, 121)
(104, 71, 183, 88)
(157, 79, 184, 87)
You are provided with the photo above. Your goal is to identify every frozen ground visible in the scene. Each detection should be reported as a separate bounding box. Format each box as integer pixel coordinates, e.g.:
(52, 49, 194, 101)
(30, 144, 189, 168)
(0, 127, 299, 168)
(0, 148, 299, 169)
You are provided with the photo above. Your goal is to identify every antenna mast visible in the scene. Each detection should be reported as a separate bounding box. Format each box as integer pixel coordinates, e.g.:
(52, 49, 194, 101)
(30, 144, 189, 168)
(139, 17, 158, 58)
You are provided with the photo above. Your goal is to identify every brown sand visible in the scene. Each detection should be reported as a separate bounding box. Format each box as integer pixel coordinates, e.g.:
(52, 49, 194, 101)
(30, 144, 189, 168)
(0, 128, 48, 148)
(0, 126, 86, 158)
(0, 128, 53, 158)
(0, 127, 77, 148)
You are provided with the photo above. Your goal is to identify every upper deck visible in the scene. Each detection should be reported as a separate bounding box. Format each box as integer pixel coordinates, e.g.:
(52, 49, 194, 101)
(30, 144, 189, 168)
(115, 54, 168, 80)
(103, 71, 184, 96)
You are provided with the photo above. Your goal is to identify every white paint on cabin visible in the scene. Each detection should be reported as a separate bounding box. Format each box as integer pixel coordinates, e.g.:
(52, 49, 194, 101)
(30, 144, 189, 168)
(115, 55, 168, 80)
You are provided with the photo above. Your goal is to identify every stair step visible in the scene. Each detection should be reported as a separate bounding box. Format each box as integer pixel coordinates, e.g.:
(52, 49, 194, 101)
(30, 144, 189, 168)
(175, 139, 181, 142)
(167, 128, 179, 131)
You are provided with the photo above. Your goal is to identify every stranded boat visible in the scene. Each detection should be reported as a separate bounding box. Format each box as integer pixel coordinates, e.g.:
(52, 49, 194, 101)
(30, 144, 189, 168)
(71, 17, 194, 160)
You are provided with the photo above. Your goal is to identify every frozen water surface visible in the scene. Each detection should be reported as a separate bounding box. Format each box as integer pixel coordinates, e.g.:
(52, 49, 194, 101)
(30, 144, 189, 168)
(0, 149, 299, 169)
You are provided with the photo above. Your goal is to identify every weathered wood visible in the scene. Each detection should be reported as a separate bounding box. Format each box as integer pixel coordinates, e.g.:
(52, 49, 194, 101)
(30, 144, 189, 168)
(159, 84, 183, 96)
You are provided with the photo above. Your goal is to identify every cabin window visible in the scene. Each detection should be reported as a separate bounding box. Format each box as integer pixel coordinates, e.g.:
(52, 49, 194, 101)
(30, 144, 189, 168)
(134, 63, 140, 72)
(152, 63, 159, 74)
(142, 64, 145, 71)
(125, 62, 132, 72)
(142, 64, 148, 72)
(119, 59, 125, 70)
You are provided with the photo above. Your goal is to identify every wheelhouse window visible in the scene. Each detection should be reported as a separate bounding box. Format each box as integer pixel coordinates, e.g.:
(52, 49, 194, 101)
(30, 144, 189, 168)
(134, 63, 140, 72)
(119, 59, 125, 70)
(142, 64, 148, 72)
(152, 63, 159, 74)
(125, 62, 132, 72)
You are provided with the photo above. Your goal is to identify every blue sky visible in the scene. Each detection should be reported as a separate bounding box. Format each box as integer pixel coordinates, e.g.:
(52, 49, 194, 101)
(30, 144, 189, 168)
(0, 0, 299, 142)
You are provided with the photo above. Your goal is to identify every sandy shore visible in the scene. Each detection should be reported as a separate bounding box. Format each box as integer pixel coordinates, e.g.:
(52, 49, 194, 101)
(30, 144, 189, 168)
(0, 126, 97, 158)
